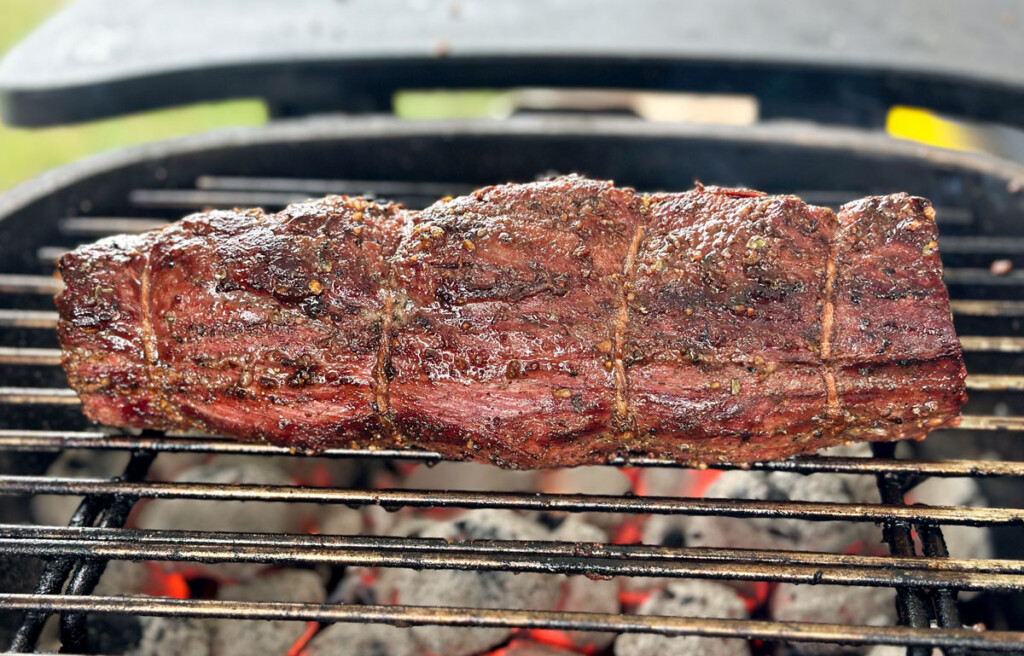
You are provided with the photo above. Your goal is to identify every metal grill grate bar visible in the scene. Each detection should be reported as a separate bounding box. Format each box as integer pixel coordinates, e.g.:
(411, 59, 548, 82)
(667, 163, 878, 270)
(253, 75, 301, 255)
(962, 375, 1024, 391)
(195, 175, 477, 197)
(1, 525, 1021, 591)
(931, 236, 1024, 254)
(8, 537, 1019, 591)
(0, 348, 61, 365)
(129, 189, 329, 209)
(2, 594, 1022, 651)
(949, 300, 1024, 316)
(957, 336, 1024, 353)
(0, 309, 59, 328)
(0, 274, 62, 295)
(58, 217, 170, 236)
(0, 388, 79, 404)
(943, 268, 1024, 286)
(4, 524, 1021, 574)
(1, 475, 1021, 525)
(2, 430, 1024, 476)
(957, 415, 1024, 430)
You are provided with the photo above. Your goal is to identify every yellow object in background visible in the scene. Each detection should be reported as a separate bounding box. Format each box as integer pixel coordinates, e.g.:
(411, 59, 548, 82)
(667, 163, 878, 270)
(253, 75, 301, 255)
(886, 106, 975, 152)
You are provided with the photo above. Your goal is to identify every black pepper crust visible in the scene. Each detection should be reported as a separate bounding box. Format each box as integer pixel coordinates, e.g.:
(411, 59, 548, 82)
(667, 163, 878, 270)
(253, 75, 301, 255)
(56, 176, 966, 468)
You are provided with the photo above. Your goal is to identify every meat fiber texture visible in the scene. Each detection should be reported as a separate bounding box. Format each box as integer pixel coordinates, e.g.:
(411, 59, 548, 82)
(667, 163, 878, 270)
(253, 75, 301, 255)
(57, 176, 965, 468)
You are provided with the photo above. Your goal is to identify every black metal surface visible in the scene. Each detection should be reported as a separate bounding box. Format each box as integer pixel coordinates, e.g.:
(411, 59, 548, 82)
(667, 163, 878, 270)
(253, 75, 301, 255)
(3, 0, 1024, 127)
(56, 452, 156, 654)
(873, 442, 935, 656)
(919, 525, 967, 656)
(6, 497, 105, 652)
(6, 451, 154, 653)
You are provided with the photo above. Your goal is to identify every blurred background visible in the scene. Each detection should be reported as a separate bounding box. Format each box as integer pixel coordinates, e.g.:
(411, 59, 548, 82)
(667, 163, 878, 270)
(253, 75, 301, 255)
(0, 0, 267, 191)
(2, 0, 1023, 193)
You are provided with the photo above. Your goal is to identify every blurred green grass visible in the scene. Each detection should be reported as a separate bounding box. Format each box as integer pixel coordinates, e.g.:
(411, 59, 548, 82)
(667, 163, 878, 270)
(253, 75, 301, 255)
(0, 0, 499, 193)
(0, 0, 268, 192)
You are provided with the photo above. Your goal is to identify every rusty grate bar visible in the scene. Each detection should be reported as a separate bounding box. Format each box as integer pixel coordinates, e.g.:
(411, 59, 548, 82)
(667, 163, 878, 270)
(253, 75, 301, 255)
(2, 594, 1022, 651)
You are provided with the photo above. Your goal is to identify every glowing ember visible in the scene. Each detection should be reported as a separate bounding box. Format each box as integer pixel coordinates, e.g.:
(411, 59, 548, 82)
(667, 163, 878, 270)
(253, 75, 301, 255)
(141, 562, 190, 600)
(739, 581, 773, 613)
(617, 589, 653, 608)
(485, 637, 582, 655)
(685, 468, 723, 497)
(395, 462, 420, 477)
(306, 463, 332, 488)
(610, 519, 643, 545)
(141, 562, 237, 600)
(617, 467, 648, 496)
(525, 628, 599, 654)
(284, 621, 320, 656)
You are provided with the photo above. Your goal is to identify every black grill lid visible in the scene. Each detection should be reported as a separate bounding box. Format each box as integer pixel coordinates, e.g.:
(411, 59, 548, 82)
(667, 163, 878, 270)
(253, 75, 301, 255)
(2, 0, 1023, 128)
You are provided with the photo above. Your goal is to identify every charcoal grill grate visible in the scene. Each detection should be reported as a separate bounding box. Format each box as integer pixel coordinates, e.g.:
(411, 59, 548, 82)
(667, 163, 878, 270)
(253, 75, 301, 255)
(1, 124, 1024, 654)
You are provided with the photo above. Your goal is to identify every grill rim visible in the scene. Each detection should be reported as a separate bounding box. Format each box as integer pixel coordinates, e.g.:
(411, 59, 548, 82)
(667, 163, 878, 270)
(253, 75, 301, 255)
(5, 114, 1024, 231)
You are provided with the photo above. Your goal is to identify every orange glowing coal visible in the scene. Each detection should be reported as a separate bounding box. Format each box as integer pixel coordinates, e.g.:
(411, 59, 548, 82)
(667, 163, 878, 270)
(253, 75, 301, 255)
(284, 621, 320, 656)
(141, 562, 190, 600)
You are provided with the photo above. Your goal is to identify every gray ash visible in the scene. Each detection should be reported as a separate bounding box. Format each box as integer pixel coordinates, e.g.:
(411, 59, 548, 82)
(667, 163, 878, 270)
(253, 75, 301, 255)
(613, 580, 750, 656)
(305, 623, 418, 656)
(684, 469, 881, 553)
(335, 508, 611, 656)
(770, 583, 897, 655)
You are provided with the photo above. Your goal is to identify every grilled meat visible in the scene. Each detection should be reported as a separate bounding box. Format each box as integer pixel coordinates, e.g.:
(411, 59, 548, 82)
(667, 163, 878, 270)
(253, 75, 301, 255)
(56, 176, 966, 468)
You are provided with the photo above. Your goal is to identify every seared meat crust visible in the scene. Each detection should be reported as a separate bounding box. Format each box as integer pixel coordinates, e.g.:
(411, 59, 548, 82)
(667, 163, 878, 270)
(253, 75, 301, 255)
(57, 177, 965, 468)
